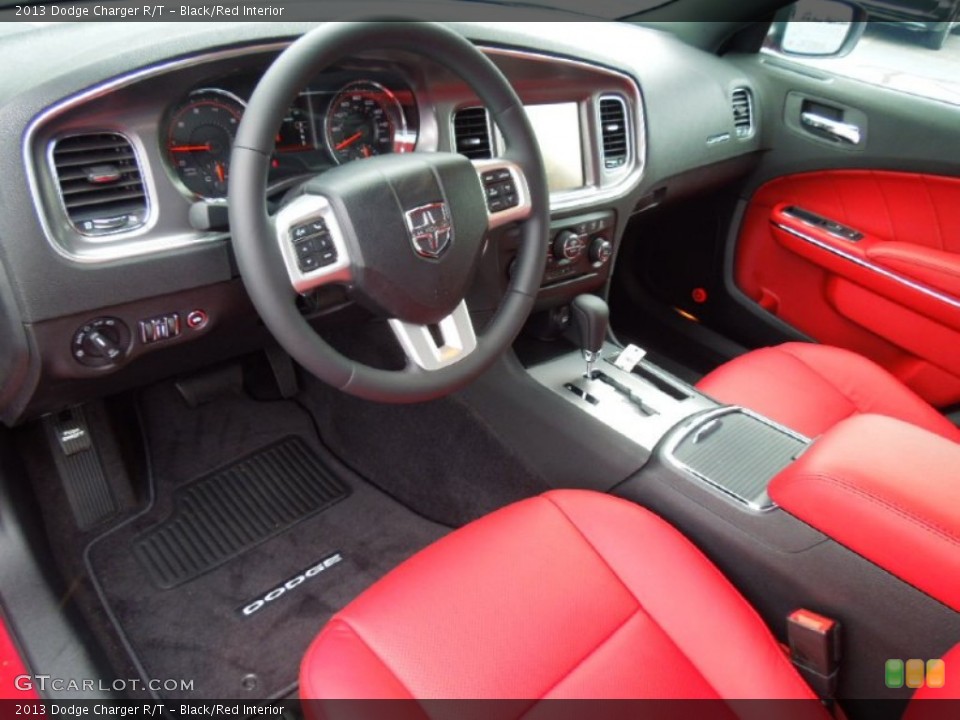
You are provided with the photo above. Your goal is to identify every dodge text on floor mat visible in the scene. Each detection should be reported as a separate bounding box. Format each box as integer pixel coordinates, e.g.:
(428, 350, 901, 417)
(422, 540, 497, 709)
(239, 553, 344, 618)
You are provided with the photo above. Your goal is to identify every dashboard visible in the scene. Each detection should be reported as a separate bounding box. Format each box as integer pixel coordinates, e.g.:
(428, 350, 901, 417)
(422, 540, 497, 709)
(0, 21, 763, 425)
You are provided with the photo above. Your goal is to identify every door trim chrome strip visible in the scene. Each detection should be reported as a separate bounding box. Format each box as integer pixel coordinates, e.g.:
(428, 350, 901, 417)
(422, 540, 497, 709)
(774, 222, 960, 313)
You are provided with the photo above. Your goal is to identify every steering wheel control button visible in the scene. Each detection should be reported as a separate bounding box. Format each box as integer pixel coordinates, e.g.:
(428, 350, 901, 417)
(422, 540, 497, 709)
(481, 169, 521, 213)
(289, 219, 338, 273)
(481, 169, 511, 184)
(186, 310, 209, 330)
(72, 317, 131, 367)
(297, 252, 321, 272)
(139, 313, 181, 344)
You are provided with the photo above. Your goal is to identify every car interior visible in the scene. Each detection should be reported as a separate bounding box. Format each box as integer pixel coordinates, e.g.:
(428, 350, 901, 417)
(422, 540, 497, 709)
(0, 2, 959, 716)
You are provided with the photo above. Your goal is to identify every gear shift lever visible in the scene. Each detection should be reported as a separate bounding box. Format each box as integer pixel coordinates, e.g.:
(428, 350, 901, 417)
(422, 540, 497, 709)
(571, 294, 609, 379)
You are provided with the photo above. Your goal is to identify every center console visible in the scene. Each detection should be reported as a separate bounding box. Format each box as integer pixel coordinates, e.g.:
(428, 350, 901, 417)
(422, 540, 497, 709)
(518, 295, 960, 702)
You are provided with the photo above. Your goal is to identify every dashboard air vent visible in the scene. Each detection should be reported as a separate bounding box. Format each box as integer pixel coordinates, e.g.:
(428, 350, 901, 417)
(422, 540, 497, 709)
(732, 88, 755, 138)
(52, 133, 148, 236)
(453, 107, 492, 159)
(599, 96, 629, 171)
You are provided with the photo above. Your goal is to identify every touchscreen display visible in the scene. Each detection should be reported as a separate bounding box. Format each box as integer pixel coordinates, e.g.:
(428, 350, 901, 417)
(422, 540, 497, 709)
(523, 103, 584, 192)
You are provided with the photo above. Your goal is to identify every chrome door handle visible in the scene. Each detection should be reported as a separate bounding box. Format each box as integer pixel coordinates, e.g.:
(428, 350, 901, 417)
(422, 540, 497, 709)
(801, 112, 862, 145)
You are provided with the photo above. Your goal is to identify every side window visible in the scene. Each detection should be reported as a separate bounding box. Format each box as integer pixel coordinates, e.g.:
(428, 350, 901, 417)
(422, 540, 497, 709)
(764, 0, 960, 107)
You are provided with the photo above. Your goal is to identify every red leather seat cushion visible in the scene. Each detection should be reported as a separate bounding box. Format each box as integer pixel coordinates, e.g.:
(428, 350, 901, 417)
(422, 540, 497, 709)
(697, 343, 960, 442)
(300, 490, 823, 703)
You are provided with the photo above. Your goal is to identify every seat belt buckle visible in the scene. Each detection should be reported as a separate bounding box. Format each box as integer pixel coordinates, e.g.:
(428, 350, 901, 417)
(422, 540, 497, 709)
(787, 608, 842, 699)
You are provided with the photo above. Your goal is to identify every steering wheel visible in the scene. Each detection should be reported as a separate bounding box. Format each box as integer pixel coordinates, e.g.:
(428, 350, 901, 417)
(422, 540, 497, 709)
(229, 22, 549, 403)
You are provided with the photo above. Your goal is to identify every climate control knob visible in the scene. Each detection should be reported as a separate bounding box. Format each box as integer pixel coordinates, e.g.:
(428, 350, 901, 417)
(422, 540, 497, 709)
(553, 230, 586, 261)
(590, 237, 613, 265)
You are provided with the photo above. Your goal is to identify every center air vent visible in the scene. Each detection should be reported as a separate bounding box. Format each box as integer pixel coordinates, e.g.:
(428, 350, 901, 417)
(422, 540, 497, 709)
(52, 133, 148, 236)
(453, 107, 492, 159)
(599, 96, 629, 171)
(732, 88, 755, 139)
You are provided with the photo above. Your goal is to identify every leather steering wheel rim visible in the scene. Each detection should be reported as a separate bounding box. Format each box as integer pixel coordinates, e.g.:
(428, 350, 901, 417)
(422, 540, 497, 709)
(229, 21, 549, 403)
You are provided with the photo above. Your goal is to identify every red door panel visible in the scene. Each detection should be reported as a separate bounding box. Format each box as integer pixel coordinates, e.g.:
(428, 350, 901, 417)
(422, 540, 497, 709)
(736, 170, 960, 407)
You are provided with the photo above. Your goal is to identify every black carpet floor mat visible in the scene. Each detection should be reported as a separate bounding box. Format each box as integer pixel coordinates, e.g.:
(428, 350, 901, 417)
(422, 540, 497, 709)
(133, 437, 350, 589)
(85, 384, 447, 699)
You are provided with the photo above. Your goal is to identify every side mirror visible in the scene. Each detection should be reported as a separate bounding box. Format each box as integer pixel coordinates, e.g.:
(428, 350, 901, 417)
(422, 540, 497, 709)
(767, 0, 867, 58)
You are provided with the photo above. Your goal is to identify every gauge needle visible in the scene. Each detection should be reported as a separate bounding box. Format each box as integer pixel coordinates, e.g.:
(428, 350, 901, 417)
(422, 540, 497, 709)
(170, 144, 213, 153)
(335, 132, 363, 151)
(215, 162, 226, 184)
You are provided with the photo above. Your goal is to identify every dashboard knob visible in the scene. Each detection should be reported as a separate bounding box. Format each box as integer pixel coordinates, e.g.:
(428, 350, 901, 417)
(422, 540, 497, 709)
(590, 237, 613, 265)
(553, 230, 586, 261)
(72, 317, 131, 368)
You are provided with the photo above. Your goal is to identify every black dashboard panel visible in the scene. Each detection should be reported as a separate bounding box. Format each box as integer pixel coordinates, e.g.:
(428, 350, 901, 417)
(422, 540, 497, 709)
(26, 45, 430, 263)
(0, 20, 762, 424)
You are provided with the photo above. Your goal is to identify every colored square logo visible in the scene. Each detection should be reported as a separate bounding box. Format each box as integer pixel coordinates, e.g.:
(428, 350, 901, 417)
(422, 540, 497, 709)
(906, 659, 925, 689)
(885, 659, 904, 688)
(926, 659, 946, 689)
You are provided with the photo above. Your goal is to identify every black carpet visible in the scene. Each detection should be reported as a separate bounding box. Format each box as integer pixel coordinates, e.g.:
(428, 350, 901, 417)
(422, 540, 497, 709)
(85, 384, 447, 699)
(298, 374, 552, 528)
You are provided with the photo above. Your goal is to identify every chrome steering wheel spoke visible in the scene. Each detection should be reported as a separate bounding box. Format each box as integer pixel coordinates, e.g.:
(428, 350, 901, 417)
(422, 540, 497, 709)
(273, 194, 352, 294)
(388, 301, 478, 371)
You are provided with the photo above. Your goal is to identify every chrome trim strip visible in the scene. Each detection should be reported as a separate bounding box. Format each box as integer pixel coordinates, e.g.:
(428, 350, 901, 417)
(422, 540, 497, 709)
(661, 406, 810, 513)
(23, 41, 290, 265)
(775, 223, 960, 312)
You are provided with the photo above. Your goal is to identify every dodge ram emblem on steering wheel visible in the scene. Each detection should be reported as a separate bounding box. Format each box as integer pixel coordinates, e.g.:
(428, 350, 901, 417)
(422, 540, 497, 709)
(405, 202, 453, 259)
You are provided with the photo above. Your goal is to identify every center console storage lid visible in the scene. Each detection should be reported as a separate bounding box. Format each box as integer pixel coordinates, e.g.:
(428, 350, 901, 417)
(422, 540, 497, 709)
(769, 414, 960, 612)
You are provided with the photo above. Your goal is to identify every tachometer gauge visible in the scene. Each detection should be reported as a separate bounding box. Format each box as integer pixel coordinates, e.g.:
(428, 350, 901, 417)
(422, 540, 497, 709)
(165, 89, 245, 199)
(324, 81, 407, 164)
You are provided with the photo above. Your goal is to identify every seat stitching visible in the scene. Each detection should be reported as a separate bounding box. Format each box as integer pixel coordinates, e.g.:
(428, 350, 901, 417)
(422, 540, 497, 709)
(777, 346, 862, 416)
(541, 494, 643, 603)
(322, 617, 421, 701)
(541, 495, 815, 700)
(519, 607, 643, 708)
(780, 472, 960, 548)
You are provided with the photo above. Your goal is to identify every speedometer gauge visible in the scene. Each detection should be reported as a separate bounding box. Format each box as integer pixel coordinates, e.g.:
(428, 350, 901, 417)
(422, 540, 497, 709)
(324, 81, 407, 164)
(165, 89, 245, 199)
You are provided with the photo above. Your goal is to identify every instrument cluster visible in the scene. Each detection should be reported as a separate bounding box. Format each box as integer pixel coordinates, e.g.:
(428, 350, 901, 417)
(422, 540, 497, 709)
(162, 74, 418, 200)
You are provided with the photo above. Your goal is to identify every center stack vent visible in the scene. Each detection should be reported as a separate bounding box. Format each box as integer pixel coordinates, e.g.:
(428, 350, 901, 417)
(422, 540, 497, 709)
(453, 107, 493, 159)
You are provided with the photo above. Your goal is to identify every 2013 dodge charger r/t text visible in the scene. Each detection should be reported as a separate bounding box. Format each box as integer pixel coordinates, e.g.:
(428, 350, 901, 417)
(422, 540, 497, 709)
(0, 0, 958, 716)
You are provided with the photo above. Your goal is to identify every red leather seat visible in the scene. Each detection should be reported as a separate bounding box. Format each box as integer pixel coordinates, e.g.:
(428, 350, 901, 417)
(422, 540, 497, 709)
(697, 343, 960, 442)
(300, 490, 824, 702)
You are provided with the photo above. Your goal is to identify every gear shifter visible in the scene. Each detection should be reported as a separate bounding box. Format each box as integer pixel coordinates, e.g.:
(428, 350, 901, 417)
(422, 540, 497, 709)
(571, 294, 609, 379)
